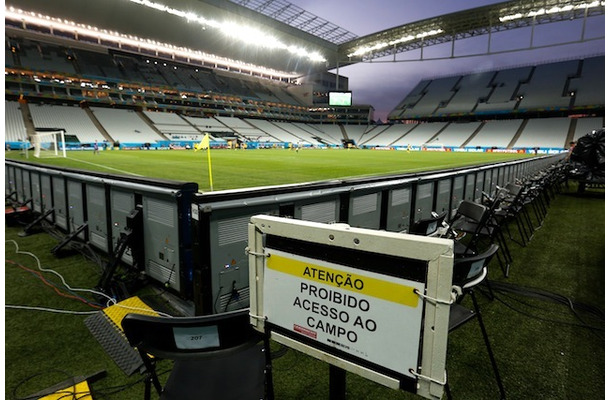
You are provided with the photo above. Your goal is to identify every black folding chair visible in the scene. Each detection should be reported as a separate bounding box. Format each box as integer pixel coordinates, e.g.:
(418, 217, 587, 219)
(446, 243, 505, 400)
(122, 309, 271, 400)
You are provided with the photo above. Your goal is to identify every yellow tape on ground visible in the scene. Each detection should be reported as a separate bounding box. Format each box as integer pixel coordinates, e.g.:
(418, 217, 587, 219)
(267, 253, 419, 308)
(38, 380, 92, 400)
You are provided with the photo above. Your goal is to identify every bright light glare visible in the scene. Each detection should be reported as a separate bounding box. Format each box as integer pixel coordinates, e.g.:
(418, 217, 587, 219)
(348, 29, 444, 57)
(127, 0, 326, 63)
(499, 1, 604, 22)
(5, 7, 300, 79)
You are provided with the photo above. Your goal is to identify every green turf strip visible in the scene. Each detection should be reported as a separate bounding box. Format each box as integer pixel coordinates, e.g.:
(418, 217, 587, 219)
(5, 148, 533, 191)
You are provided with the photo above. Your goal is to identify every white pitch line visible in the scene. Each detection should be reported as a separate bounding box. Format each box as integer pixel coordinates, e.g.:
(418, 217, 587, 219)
(69, 158, 144, 176)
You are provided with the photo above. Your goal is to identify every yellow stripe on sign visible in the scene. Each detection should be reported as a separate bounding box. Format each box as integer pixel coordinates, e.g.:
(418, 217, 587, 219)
(267, 253, 419, 308)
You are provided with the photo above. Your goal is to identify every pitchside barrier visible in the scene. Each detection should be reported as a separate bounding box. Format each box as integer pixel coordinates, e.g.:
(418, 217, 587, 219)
(4, 160, 197, 299)
(6, 155, 563, 314)
(248, 215, 454, 399)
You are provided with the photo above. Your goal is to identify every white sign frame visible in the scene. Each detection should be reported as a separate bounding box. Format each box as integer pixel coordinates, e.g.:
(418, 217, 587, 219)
(248, 215, 454, 399)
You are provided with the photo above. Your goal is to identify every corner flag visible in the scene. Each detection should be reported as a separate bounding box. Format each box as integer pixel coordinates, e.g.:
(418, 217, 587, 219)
(194, 134, 210, 151)
(195, 133, 213, 191)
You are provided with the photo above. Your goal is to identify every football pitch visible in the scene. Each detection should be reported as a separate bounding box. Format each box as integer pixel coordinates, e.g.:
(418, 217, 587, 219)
(5, 149, 534, 191)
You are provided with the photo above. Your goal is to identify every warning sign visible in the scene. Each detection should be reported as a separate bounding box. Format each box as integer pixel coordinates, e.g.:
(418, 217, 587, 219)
(248, 215, 453, 399)
(263, 249, 426, 377)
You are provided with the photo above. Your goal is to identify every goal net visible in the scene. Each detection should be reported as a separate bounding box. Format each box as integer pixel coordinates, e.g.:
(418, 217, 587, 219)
(31, 130, 67, 158)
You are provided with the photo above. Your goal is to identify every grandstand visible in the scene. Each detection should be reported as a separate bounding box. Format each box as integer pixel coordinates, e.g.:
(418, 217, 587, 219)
(5, 0, 604, 154)
(5, 44, 604, 152)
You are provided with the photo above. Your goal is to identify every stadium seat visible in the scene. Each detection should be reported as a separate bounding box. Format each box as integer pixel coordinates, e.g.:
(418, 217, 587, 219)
(121, 309, 271, 400)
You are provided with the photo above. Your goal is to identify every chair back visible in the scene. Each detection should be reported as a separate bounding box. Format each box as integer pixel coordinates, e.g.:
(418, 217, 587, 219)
(411, 211, 447, 236)
(453, 200, 487, 224)
(122, 309, 260, 360)
(505, 183, 523, 197)
(122, 309, 267, 400)
(452, 244, 499, 288)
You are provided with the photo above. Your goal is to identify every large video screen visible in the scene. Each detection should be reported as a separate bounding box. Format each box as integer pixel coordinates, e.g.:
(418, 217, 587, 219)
(328, 91, 352, 106)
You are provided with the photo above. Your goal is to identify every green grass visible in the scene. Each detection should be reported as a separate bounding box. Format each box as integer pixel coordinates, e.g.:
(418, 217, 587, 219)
(4, 150, 604, 400)
(5, 148, 533, 191)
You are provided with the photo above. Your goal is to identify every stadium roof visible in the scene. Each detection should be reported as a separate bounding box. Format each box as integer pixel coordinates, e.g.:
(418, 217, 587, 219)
(5, 0, 605, 78)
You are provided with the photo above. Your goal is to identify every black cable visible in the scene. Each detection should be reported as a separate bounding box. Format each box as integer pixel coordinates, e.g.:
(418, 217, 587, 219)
(488, 280, 604, 320)
(89, 367, 172, 399)
(12, 369, 72, 400)
(489, 290, 604, 340)
(494, 289, 605, 337)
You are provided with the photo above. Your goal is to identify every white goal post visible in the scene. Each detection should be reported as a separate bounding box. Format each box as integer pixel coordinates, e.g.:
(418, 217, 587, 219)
(31, 130, 67, 158)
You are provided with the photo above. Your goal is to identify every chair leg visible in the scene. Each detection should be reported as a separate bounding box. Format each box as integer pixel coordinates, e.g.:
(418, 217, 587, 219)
(513, 213, 529, 246)
(470, 291, 506, 400)
(144, 376, 152, 400)
(477, 277, 495, 301)
(140, 351, 163, 397)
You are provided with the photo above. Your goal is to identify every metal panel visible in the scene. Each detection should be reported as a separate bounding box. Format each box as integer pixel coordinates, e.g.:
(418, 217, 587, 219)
(435, 179, 451, 215)
(15, 168, 25, 203)
(143, 195, 180, 292)
(414, 182, 434, 223)
(31, 171, 42, 213)
(295, 197, 340, 224)
(6, 165, 16, 196)
(208, 205, 279, 313)
(52, 176, 68, 230)
(67, 180, 85, 238)
(40, 174, 53, 222)
(22, 170, 32, 204)
(497, 167, 506, 188)
(86, 183, 109, 252)
(110, 188, 135, 265)
(464, 173, 476, 202)
(348, 192, 381, 229)
(451, 175, 465, 214)
(386, 186, 412, 233)
(474, 171, 485, 203)
(484, 169, 494, 195)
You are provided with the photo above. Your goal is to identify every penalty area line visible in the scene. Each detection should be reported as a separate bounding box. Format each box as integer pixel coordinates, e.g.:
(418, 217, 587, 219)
(69, 158, 143, 176)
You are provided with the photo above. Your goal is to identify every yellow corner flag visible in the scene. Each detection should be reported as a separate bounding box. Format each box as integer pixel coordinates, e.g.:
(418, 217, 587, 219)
(194, 134, 210, 151)
(195, 133, 213, 191)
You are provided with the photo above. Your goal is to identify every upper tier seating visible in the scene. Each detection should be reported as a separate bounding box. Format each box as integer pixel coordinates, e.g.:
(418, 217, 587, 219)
(517, 60, 579, 111)
(390, 57, 604, 118)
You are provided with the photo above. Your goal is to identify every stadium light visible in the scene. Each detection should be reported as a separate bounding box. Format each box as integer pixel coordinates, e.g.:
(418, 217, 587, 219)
(499, 1, 604, 22)
(126, 0, 327, 63)
(5, 7, 300, 80)
(348, 29, 444, 57)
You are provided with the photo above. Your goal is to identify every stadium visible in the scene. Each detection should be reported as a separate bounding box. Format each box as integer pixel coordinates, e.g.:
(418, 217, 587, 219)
(4, 1, 605, 399)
